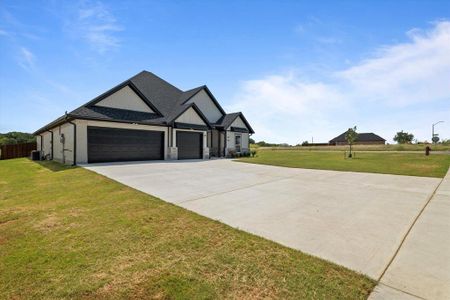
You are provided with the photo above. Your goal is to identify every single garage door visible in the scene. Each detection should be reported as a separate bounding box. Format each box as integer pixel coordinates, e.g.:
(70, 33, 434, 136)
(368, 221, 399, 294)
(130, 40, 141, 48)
(177, 131, 202, 159)
(87, 126, 164, 163)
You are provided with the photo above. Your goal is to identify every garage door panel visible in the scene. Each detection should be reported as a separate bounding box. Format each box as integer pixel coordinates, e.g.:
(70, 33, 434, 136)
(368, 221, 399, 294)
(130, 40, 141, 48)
(177, 131, 202, 160)
(88, 126, 164, 163)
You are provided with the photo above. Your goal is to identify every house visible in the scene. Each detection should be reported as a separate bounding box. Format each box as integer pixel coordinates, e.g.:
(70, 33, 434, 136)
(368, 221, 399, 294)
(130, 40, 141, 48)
(329, 132, 385, 145)
(34, 71, 254, 164)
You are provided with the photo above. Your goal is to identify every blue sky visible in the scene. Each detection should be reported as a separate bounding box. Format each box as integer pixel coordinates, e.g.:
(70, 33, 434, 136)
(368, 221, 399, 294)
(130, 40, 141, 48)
(1, 0, 449, 144)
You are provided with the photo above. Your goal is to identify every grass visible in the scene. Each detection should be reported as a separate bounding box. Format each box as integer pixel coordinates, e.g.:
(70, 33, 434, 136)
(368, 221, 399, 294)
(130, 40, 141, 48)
(252, 143, 450, 152)
(239, 149, 450, 178)
(0, 158, 374, 299)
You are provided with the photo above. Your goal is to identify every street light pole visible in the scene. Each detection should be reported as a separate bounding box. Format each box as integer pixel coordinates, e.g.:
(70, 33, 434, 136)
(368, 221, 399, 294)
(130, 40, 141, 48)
(432, 121, 444, 144)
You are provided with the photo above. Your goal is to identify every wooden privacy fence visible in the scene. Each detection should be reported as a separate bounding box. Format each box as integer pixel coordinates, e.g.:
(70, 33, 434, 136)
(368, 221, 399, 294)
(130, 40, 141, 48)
(0, 142, 37, 160)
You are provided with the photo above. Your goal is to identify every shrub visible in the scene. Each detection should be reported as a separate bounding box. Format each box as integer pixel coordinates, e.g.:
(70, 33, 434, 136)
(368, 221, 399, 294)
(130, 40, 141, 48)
(228, 150, 236, 158)
(251, 150, 257, 157)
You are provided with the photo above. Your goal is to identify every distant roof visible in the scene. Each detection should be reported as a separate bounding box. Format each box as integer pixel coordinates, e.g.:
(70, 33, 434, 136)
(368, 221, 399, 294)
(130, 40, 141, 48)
(34, 71, 251, 134)
(329, 132, 386, 143)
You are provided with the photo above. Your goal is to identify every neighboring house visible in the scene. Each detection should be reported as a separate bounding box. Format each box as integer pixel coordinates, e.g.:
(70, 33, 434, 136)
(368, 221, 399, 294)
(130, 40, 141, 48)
(329, 132, 386, 145)
(34, 71, 254, 164)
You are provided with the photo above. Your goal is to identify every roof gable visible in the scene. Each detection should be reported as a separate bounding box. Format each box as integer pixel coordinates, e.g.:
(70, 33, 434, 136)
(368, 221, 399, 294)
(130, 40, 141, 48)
(215, 112, 255, 134)
(175, 106, 207, 126)
(183, 87, 225, 123)
(229, 116, 247, 129)
(95, 85, 155, 113)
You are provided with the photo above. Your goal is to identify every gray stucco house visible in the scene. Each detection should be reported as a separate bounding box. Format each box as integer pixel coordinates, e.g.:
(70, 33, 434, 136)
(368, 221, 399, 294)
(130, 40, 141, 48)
(34, 71, 254, 164)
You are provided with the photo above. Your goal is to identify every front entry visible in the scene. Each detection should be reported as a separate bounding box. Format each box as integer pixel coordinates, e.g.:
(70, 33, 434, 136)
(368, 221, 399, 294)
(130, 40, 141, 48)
(177, 131, 203, 159)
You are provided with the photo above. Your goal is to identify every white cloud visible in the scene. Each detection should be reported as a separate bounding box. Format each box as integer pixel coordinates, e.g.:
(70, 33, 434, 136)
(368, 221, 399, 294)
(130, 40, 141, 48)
(228, 72, 348, 144)
(17, 47, 35, 71)
(338, 21, 450, 106)
(69, 1, 123, 53)
(230, 21, 450, 144)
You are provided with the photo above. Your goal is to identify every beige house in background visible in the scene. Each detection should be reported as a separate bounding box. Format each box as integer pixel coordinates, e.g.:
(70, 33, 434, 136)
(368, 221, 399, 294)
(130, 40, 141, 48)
(34, 71, 254, 165)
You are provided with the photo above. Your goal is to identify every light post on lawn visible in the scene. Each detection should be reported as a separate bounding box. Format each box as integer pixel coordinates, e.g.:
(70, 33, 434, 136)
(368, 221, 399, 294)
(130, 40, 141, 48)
(432, 121, 444, 144)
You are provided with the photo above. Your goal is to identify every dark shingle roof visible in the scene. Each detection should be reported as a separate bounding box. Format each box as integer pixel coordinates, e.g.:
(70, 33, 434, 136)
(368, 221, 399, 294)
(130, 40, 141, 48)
(128, 71, 184, 117)
(34, 70, 253, 135)
(179, 86, 205, 103)
(329, 132, 386, 143)
(214, 112, 255, 134)
(215, 113, 241, 129)
(71, 106, 166, 125)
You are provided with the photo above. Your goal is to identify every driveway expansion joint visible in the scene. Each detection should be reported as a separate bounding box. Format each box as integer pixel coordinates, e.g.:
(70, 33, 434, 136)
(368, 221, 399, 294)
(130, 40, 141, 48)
(376, 283, 426, 300)
(376, 175, 445, 283)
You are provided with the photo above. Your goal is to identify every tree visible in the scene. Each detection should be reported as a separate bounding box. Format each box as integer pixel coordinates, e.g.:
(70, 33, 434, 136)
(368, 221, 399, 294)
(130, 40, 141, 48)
(345, 126, 358, 158)
(393, 131, 414, 144)
(0, 132, 35, 146)
(249, 137, 255, 144)
(301, 141, 309, 146)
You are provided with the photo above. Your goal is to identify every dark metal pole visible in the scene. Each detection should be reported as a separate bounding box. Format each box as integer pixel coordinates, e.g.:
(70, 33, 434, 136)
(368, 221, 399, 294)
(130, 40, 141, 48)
(432, 124, 434, 144)
(432, 121, 444, 144)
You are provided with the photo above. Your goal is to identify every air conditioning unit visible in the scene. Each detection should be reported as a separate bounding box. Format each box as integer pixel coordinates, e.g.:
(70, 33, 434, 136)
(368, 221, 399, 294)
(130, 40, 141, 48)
(31, 150, 41, 161)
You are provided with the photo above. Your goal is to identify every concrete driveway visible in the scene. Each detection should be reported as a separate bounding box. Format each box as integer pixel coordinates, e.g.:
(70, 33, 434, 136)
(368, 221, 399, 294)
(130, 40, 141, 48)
(369, 169, 450, 300)
(83, 159, 441, 281)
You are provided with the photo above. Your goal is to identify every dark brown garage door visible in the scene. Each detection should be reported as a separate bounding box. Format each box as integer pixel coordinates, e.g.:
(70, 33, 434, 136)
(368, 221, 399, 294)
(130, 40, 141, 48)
(177, 131, 202, 159)
(87, 126, 164, 163)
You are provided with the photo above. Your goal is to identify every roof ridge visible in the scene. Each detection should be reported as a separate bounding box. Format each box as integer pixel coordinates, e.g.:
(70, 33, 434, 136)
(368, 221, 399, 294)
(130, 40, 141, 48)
(183, 85, 206, 93)
(137, 70, 183, 92)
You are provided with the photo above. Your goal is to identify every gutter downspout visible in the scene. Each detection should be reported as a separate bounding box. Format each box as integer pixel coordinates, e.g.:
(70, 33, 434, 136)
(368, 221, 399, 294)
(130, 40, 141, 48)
(48, 130, 54, 160)
(224, 130, 227, 157)
(39, 135, 43, 160)
(216, 129, 220, 157)
(65, 113, 77, 166)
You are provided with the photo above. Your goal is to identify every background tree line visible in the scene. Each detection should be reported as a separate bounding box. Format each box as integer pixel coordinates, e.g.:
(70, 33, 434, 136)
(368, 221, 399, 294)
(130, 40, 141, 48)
(0, 132, 35, 146)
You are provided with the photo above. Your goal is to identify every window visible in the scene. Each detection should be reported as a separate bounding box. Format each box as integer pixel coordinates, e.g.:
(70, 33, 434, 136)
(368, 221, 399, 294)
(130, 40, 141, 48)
(235, 134, 241, 153)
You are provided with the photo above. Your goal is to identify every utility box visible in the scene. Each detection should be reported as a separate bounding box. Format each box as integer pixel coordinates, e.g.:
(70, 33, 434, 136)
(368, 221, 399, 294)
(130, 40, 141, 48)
(31, 150, 41, 161)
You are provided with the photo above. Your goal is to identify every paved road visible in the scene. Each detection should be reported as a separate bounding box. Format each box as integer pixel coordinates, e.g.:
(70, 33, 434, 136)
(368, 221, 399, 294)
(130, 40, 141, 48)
(84, 159, 445, 296)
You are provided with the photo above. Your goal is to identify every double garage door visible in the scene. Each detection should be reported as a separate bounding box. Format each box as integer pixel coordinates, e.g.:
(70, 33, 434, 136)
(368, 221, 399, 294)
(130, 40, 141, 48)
(87, 127, 203, 163)
(87, 127, 164, 163)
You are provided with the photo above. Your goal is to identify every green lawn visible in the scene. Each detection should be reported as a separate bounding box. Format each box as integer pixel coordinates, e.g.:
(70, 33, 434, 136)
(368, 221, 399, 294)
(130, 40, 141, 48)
(239, 150, 450, 178)
(253, 143, 450, 152)
(0, 158, 374, 299)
